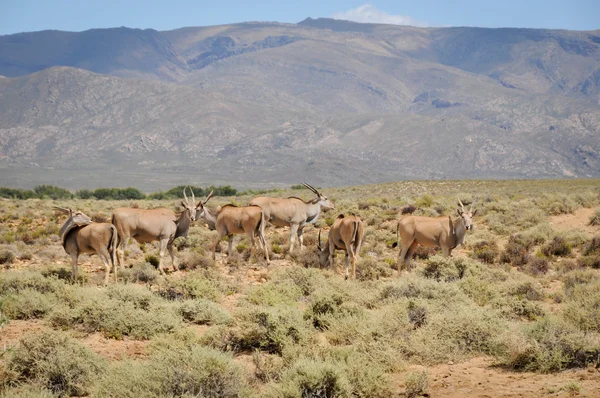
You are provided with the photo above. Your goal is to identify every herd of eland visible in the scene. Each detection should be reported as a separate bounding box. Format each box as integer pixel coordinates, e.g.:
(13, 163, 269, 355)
(53, 183, 477, 283)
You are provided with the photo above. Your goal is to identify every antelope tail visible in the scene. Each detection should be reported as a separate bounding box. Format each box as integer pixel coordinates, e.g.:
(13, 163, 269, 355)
(351, 221, 360, 245)
(108, 225, 119, 267)
(391, 221, 400, 248)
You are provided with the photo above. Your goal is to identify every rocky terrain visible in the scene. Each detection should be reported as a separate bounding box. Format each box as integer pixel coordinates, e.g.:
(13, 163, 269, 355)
(1, 18, 599, 189)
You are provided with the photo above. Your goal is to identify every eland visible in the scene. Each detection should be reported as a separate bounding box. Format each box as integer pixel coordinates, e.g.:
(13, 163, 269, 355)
(317, 214, 364, 280)
(393, 199, 477, 272)
(55, 207, 119, 284)
(111, 187, 199, 274)
(196, 191, 269, 263)
(249, 183, 334, 251)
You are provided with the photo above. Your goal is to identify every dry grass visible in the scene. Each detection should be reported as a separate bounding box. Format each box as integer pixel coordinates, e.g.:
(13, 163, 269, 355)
(1, 179, 599, 396)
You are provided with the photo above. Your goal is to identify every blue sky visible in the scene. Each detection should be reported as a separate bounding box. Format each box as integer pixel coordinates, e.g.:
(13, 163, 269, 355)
(0, 0, 598, 35)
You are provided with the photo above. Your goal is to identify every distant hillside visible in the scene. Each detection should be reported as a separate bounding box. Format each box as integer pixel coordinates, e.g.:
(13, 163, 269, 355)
(0, 19, 599, 189)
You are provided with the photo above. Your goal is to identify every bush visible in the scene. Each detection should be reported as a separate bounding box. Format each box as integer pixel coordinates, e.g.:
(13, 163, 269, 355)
(33, 185, 72, 200)
(93, 345, 247, 398)
(497, 317, 600, 372)
(589, 209, 600, 226)
(501, 234, 534, 265)
(578, 255, 600, 269)
(582, 236, 600, 256)
(356, 257, 394, 281)
(178, 299, 232, 325)
(264, 359, 351, 398)
(3, 330, 106, 396)
(523, 257, 550, 276)
(421, 255, 468, 282)
(562, 280, 600, 332)
(246, 280, 303, 306)
(2, 289, 56, 319)
(471, 240, 499, 264)
(0, 247, 17, 265)
(156, 269, 230, 302)
(119, 262, 159, 284)
(404, 370, 429, 398)
(541, 236, 572, 257)
(233, 306, 313, 355)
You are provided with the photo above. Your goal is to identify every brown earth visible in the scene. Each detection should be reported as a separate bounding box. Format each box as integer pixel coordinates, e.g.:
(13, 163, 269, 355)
(549, 207, 600, 236)
(405, 357, 600, 397)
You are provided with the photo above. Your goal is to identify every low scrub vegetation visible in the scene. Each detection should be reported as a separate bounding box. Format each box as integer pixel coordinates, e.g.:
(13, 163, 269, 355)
(1, 179, 599, 396)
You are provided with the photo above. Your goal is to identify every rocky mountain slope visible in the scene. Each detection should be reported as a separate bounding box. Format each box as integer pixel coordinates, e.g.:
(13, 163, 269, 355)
(0, 19, 599, 189)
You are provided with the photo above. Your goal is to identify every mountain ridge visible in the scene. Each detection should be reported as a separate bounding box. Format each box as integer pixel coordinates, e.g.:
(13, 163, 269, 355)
(0, 20, 599, 189)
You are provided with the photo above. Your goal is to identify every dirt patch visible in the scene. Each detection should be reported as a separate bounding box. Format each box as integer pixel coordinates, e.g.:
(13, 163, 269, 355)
(0, 319, 47, 349)
(81, 333, 149, 361)
(549, 207, 600, 236)
(399, 357, 600, 398)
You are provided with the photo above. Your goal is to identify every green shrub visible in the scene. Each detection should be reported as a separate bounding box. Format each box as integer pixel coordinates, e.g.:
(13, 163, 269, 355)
(233, 306, 313, 355)
(562, 281, 600, 332)
(3, 330, 106, 396)
(33, 185, 72, 200)
(178, 299, 232, 325)
(356, 257, 394, 281)
(93, 345, 247, 398)
(2, 289, 56, 319)
(144, 254, 160, 268)
(541, 236, 572, 257)
(589, 209, 600, 226)
(0, 247, 16, 265)
(264, 359, 351, 398)
(119, 262, 159, 284)
(0, 270, 67, 295)
(501, 234, 534, 265)
(246, 280, 303, 306)
(0, 384, 58, 398)
(523, 257, 550, 276)
(497, 317, 600, 372)
(156, 269, 230, 302)
(578, 255, 600, 269)
(421, 255, 468, 282)
(404, 370, 429, 398)
(471, 240, 499, 264)
(582, 236, 600, 256)
(410, 305, 504, 363)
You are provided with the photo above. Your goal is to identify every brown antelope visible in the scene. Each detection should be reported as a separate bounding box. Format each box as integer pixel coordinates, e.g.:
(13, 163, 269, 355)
(393, 199, 477, 272)
(111, 187, 198, 274)
(55, 207, 119, 284)
(249, 183, 334, 251)
(317, 214, 364, 280)
(196, 192, 269, 263)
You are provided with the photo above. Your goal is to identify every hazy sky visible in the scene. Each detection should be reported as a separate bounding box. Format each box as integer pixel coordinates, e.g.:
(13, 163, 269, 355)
(1, 0, 598, 35)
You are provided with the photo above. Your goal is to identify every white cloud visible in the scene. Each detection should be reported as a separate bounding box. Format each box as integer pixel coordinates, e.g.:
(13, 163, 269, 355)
(331, 4, 429, 27)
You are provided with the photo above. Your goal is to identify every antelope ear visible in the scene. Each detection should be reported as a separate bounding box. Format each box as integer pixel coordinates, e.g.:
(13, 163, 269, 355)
(472, 209, 478, 216)
(196, 202, 203, 209)
(457, 208, 462, 216)
(181, 201, 186, 207)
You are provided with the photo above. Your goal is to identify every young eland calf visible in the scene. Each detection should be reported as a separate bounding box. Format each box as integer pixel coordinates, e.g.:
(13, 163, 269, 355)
(55, 207, 119, 284)
(317, 214, 365, 280)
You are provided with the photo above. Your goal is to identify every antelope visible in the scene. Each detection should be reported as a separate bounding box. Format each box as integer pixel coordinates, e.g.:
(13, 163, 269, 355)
(55, 207, 119, 284)
(393, 199, 477, 272)
(111, 187, 198, 274)
(249, 182, 334, 251)
(317, 214, 365, 280)
(196, 192, 269, 263)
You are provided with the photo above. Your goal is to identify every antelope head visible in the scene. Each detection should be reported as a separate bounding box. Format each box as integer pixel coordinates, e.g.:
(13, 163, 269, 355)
(53, 206, 93, 225)
(181, 187, 199, 221)
(303, 182, 334, 211)
(456, 198, 477, 231)
(194, 190, 214, 221)
(317, 229, 330, 267)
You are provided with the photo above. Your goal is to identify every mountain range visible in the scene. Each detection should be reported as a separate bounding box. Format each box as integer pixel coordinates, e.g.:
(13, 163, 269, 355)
(1, 18, 599, 190)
